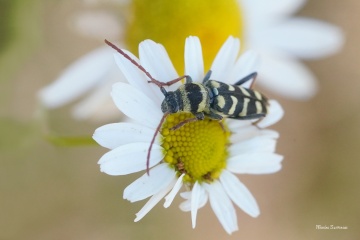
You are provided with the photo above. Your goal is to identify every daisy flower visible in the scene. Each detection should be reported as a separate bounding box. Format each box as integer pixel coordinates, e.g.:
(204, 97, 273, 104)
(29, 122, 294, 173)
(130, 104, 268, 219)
(38, 0, 341, 120)
(93, 36, 284, 234)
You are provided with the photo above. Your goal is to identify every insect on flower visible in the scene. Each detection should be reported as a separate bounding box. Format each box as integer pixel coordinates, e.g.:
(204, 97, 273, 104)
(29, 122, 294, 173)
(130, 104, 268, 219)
(104, 39, 269, 174)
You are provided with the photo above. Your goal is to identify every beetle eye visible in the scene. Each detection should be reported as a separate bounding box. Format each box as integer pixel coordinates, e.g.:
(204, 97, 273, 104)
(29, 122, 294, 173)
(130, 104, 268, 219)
(171, 103, 178, 112)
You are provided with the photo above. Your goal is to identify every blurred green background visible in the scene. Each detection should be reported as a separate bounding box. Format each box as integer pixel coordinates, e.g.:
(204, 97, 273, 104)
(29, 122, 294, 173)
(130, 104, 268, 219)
(1, 0, 359, 239)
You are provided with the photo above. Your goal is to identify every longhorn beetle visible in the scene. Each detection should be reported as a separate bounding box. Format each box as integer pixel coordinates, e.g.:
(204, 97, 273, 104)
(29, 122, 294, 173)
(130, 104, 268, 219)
(105, 39, 269, 174)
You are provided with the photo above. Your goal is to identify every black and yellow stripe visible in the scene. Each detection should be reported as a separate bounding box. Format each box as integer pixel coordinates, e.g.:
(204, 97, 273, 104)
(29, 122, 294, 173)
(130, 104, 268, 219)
(178, 83, 210, 113)
(160, 79, 268, 123)
(205, 80, 268, 119)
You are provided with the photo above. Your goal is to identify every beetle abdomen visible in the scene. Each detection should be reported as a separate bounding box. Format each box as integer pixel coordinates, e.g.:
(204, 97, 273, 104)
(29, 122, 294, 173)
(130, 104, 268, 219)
(206, 80, 268, 119)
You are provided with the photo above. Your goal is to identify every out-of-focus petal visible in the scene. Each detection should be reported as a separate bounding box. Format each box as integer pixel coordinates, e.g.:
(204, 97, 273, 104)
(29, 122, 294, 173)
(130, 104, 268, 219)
(258, 53, 318, 100)
(71, 10, 121, 40)
(241, 0, 306, 27)
(265, 17, 344, 59)
(38, 46, 114, 108)
(71, 68, 119, 120)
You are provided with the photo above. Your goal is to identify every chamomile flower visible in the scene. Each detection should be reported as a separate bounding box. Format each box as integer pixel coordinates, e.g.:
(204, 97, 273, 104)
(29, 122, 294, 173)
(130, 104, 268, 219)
(38, 0, 343, 120)
(93, 36, 284, 234)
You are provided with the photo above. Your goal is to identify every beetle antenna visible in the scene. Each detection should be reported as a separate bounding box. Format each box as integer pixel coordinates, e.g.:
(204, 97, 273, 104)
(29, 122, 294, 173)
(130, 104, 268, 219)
(146, 112, 169, 175)
(160, 86, 168, 96)
(104, 39, 158, 83)
(105, 39, 191, 88)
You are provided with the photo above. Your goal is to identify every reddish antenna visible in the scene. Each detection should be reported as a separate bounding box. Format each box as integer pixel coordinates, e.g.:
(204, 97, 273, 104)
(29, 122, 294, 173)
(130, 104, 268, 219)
(104, 39, 158, 83)
(105, 39, 189, 88)
(146, 112, 169, 175)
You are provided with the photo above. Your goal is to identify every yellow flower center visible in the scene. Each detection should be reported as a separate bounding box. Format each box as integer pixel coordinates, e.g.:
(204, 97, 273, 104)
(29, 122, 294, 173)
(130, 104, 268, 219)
(125, 0, 244, 72)
(160, 113, 230, 184)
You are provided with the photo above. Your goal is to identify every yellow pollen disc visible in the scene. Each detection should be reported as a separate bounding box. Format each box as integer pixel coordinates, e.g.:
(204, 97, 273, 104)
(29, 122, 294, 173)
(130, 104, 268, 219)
(161, 113, 230, 184)
(125, 0, 244, 72)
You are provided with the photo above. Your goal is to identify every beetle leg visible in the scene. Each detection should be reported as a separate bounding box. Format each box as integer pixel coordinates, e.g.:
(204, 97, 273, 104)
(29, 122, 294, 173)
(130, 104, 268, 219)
(234, 72, 257, 88)
(170, 112, 204, 130)
(208, 110, 223, 121)
(208, 111, 226, 132)
(170, 117, 198, 130)
(202, 70, 212, 83)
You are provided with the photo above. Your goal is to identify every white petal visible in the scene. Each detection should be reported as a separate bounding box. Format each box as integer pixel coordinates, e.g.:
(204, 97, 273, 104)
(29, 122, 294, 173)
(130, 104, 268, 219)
(228, 50, 260, 87)
(134, 176, 177, 222)
(164, 173, 185, 208)
(75, 97, 120, 122)
(139, 40, 181, 92)
(71, 11, 121, 40)
(179, 191, 208, 212)
(98, 142, 162, 175)
(220, 170, 259, 217)
(258, 100, 284, 128)
(124, 163, 176, 202)
(265, 18, 344, 59)
(191, 182, 204, 229)
(179, 192, 191, 211)
(185, 36, 204, 82)
(260, 129, 280, 139)
(38, 46, 114, 108)
(229, 136, 277, 156)
(230, 127, 280, 144)
(241, 0, 306, 26)
(180, 191, 191, 199)
(229, 125, 261, 143)
(227, 153, 283, 174)
(258, 53, 318, 100)
(211, 36, 240, 82)
(93, 122, 155, 149)
(113, 51, 162, 105)
(204, 182, 238, 234)
(111, 82, 163, 128)
(226, 119, 252, 130)
(71, 68, 119, 120)
(266, 0, 306, 16)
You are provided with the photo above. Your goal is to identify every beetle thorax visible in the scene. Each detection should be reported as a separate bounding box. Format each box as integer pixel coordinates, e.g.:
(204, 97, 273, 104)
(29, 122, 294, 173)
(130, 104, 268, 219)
(161, 91, 183, 113)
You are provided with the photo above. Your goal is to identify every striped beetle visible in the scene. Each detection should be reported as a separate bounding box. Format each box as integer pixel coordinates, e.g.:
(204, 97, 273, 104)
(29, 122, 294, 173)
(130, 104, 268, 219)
(105, 39, 269, 173)
(158, 70, 268, 130)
